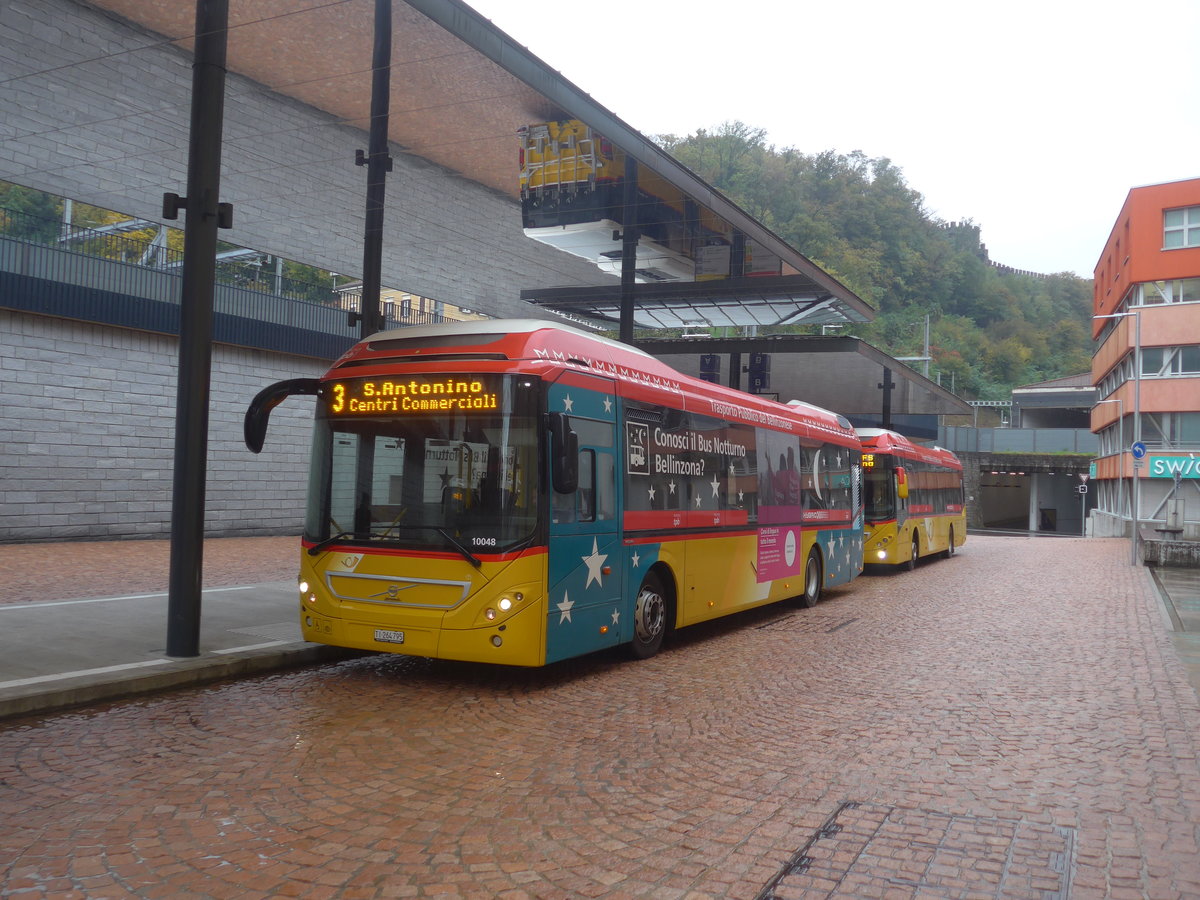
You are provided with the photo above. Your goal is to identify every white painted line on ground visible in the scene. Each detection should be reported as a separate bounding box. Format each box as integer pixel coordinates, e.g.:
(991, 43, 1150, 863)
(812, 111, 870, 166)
(0, 585, 260, 610)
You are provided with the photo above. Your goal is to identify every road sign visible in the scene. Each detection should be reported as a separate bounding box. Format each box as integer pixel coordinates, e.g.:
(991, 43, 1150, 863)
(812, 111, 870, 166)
(1131, 441, 1147, 460)
(1077, 484, 1088, 494)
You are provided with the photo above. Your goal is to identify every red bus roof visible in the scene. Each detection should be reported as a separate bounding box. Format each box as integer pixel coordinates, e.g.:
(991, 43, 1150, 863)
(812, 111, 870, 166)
(856, 427, 962, 471)
(331, 319, 859, 445)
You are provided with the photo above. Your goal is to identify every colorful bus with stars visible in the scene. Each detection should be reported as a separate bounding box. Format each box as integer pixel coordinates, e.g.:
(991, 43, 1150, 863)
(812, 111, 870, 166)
(858, 428, 966, 568)
(244, 319, 865, 666)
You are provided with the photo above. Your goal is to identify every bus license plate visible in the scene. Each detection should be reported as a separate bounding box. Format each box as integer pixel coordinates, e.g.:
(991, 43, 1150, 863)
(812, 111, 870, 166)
(374, 629, 405, 644)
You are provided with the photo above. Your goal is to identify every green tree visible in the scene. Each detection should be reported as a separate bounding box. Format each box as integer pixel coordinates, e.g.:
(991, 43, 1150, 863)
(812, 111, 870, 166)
(653, 125, 1095, 399)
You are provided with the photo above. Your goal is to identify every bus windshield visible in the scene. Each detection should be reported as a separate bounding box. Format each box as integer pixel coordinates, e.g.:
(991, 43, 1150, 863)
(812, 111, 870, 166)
(863, 459, 896, 522)
(304, 374, 541, 555)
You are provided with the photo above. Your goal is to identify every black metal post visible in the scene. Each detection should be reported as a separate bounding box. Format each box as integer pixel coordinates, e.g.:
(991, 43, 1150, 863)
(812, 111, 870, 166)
(619, 153, 638, 344)
(878, 366, 895, 430)
(729, 351, 741, 390)
(359, 0, 392, 340)
(166, 0, 230, 658)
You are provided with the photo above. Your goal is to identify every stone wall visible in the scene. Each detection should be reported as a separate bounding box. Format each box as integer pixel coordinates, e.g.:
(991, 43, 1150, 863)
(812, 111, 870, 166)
(1, 309, 316, 542)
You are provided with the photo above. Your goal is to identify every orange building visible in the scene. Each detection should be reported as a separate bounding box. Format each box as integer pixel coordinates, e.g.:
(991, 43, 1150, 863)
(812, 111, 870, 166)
(1090, 177, 1200, 538)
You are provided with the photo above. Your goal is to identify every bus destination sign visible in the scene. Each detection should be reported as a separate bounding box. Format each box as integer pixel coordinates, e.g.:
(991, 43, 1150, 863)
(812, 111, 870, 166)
(327, 376, 500, 415)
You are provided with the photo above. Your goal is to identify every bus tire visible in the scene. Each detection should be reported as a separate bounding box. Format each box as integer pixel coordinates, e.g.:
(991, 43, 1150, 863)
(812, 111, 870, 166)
(630, 571, 668, 659)
(905, 533, 919, 571)
(800, 549, 822, 608)
(944, 527, 956, 559)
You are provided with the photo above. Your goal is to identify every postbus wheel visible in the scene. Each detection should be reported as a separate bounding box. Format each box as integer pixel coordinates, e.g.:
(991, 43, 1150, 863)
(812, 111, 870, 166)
(800, 549, 822, 608)
(944, 527, 956, 559)
(630, 571, 668, 659)
(906, 533, 919, 571)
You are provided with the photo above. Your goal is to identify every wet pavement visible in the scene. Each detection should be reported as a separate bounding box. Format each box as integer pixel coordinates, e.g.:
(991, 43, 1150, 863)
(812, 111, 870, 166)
(0, 534, 1199, 898)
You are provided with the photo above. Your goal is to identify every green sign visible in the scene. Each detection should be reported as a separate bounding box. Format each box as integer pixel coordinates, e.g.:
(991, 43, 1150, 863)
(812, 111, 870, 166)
(1148, 456, 1200, 479)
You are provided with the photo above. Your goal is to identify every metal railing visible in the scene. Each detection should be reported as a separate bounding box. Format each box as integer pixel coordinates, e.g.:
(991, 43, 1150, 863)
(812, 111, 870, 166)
(938, 425, 1098, 454)
(0, 206, 447, 358)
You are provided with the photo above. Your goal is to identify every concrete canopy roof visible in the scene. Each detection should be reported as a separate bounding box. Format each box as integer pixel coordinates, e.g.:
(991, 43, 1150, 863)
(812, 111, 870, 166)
(88, 0, 874, 328)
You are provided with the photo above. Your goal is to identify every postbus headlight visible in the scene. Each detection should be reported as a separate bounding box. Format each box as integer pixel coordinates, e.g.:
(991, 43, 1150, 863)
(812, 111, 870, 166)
(299, 580, 309, 594)
(485, 608, 497, 621)
(499, 597, 512, 612)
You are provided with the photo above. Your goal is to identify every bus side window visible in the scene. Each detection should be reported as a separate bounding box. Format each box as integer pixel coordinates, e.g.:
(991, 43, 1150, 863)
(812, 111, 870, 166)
(596, 452, 615, 520)
(577, 449, 596, 522)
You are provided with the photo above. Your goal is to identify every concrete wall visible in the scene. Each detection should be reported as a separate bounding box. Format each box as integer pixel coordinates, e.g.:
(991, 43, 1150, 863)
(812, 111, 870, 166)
(1, 309, 315, 542)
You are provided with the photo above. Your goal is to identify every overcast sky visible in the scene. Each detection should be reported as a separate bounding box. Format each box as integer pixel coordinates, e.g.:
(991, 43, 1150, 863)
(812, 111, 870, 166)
(468, 0, 1200, 279)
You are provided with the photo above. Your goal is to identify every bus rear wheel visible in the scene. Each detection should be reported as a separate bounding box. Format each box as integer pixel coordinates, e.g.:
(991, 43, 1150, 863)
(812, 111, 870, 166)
(800, 549, 822, 608)
(630, 571, 667, 659)
(944, 527, 956, 559)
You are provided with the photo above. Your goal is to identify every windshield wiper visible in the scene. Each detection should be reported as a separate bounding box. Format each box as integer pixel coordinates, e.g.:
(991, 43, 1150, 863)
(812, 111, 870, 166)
(382, 524, 482, 568)
(307, 530, 361, 556)
(308, 525, 482, 568)
(434, 527, 483, 568)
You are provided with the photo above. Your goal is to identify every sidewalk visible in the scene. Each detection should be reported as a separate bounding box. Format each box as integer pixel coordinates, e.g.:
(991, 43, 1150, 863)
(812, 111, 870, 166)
(1, 535, 1198, 721)
(1151, 564, 1200, 694)
(0, 536, 353, 720)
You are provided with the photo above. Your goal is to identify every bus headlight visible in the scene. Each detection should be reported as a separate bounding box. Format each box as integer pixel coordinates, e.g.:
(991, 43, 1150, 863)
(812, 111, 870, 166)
(299, 580, 309, 594)
(499, 597, 512, 612)
(485, 608, 497, 621)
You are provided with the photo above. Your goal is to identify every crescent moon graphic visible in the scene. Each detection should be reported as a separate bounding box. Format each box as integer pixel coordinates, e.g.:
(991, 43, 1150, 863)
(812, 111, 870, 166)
(812, 448, 822, 501)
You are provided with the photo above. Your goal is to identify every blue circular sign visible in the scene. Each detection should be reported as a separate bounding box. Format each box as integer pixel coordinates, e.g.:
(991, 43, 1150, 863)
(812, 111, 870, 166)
(1131, 441, 1147, 460)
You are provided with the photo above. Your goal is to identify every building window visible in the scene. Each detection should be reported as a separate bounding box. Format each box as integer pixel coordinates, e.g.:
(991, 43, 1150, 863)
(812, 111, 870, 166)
(1140, 278, 1200, 305)
(1140, 345, 1200, 377)
(1164, 205, 1200, 249)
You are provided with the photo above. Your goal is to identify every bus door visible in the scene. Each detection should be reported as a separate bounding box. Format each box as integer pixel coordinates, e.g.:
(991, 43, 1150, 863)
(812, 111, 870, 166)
(545, 376, 622, 663)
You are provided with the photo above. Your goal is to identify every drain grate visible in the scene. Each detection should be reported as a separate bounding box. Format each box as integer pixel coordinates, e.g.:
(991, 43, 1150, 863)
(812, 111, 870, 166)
(757, 614, 858, 634)
(756, 801, 1075, 899)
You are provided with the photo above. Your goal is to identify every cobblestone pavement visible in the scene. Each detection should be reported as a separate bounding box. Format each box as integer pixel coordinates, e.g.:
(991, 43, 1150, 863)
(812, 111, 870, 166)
(2, 536, 1199, 899)
(0, 535, 299, 605)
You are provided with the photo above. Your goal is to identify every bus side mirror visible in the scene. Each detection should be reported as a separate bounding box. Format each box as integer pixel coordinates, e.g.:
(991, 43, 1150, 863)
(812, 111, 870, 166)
(244, 378, 320, 452)
(895, 465, 909, 500)
(548, 412, 579, 493)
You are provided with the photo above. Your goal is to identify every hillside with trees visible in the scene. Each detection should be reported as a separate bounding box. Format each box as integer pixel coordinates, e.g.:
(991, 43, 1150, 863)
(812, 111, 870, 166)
(657, 123, 1094, 400)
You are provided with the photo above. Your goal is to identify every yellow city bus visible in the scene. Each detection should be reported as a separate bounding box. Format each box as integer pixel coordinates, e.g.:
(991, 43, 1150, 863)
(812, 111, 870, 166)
(858, 428, 966, 569)
(245, 319, 864, 666)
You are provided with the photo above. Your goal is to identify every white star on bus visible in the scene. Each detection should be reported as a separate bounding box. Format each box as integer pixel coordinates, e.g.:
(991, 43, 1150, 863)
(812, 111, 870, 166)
(557, 591, 574, 623)
(582, 537, 607, 588)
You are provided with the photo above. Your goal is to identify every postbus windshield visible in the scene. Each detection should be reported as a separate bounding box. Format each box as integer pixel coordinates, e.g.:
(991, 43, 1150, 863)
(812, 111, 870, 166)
(304, 374, 541, 555)
(862, 456, 896, 522)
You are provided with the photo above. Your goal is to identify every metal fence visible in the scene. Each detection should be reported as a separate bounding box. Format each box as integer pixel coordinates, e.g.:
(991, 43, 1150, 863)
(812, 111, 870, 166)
(0, 207, 445, 358)
(938, 425, 1098, 454)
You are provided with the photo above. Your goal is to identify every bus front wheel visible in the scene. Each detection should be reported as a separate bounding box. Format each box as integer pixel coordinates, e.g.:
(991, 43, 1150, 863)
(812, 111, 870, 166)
(630, 571, 667, 659)
(906, 533, 919, 571)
